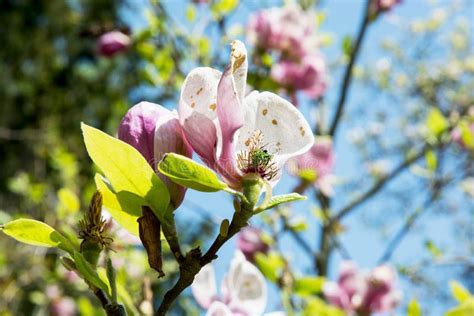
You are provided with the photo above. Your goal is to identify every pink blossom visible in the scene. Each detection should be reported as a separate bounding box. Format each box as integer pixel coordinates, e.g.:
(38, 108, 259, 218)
(288, 137, 335, 196)
(370, 0, 402, 15)
(323, 261, 402, 314)
(271, 55, 327, 98)
(97, 31, 130, 57)
(237, 227, 269, 263)
(192, 251, 268, 316)
(247, 5, 320, 58)
(118, 102, 193, 208)
(179, 40, 314, 189)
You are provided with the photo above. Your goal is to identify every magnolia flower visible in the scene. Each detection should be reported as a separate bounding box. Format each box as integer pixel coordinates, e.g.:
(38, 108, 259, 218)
(370, 0, 402, 16)
(247, 5, 319, 58)
(97, 31, 131, 57)
(237, 226, 269, 263)
(118, 102, 193, 208)
(179, 40, 314, 189)
(192, 251, 283, 316)
(323, 261, 402, 314)
(271, 55, 327, 98)
(288, 137, 335, 196)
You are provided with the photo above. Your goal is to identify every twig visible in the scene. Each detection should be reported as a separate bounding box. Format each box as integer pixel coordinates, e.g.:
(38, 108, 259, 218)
(328, 0, 372, 137)
(155, 200, 255, 315)
(330, 146, 429, 225)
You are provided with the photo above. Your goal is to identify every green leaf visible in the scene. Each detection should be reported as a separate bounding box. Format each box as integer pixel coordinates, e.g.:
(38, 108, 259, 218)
(445, 299, 474, 316)
(459, 121, 474, 149)
(73, 251, 110, 296)
(424, 240, 442, 258)
(158, 153, 228, 192)
(1, 219, 74, 254)
(304, 297, 345, 316)
(408, 298, 422, 316)
(450, 281, 472, 303)
(425, 150, 437, 171)
(294, 276, 325, 296)
(342, 35, 353, 56)
(257, 193, 306, 212)
(254, 252, 285, 283)
(97, 267, 140, 316)
(81, 123, 170, 221)
(57, 188, 80, 214)
(211, 0, 239, 16)
(426, 108, 448, 137)
(95, 174, 141, 236)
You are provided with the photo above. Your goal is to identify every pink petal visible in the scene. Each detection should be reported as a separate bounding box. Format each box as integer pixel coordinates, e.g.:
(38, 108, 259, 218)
(154, 112, 193, 208)
(206, 301, 233, 316)
(118, 101, 170, 167)
(181, 112, 218, 166)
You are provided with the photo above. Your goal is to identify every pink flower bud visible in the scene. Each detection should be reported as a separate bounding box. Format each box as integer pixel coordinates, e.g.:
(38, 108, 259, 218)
(97, 31, 130, 57)
(118, 102, 193, 208)
(237, 227, 269, 262)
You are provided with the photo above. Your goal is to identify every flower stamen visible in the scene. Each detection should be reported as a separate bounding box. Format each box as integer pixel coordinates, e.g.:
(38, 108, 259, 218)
(237, 130, 278, 181)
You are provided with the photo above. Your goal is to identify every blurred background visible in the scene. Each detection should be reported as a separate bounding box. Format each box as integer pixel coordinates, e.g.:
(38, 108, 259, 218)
(0, 0, 472, 315)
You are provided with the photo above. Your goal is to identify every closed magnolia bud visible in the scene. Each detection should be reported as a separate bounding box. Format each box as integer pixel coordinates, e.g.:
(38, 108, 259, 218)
(97, 31, 130, 57)
(138, 206, 164, 277)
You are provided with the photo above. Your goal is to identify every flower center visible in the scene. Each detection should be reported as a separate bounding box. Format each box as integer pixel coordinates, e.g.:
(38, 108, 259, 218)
(237, 130, 278, 181)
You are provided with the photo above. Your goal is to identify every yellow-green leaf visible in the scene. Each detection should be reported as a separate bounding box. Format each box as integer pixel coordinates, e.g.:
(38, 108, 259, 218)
(426, 107, 448, 137)
(73, 251, 110, 296)
(408, 298, 422, 316)
(450, 281, 472, 303)
(158, 153, 228, 192)
(445, 298, 474, 316)
(95, 174, 141, 237)
(81, 123, 169, 221)
(1, 219, 74, 254)
(294, 276, 325, 296)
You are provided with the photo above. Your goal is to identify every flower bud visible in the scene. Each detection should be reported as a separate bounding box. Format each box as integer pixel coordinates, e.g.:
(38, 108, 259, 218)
(97, 31, 130, 57)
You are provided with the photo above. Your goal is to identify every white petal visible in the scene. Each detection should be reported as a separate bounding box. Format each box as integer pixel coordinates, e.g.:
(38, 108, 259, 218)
(236, 91, 314, 185)
(229, 40, 248, 103)
(191, 263, 217, 309)
(206, 301, 233, 316)
(238, 91, 313, 159)
(179, 67, 222, 123)
(226, 251, 267, 316)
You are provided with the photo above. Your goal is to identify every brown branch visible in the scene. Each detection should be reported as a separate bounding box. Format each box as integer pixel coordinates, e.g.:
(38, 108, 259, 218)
(328, 0, 372, 137)
(155, 200, 255, 315)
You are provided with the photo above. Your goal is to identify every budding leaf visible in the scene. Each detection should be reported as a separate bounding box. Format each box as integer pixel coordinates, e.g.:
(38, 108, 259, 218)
(158, 153, 228, 192)
(257, 193, 306, 212)
(95, 174, 141, 236)
(1, 219, 74, 254)
(81, 123, 170, 221)
(407, 298, 421, 316)
(254, 252, 285, 283)
(73, 250, 110, 296)
(450, 280, 472, 303)
(294, 276, 325, 297)
(426, 108, 448, 138)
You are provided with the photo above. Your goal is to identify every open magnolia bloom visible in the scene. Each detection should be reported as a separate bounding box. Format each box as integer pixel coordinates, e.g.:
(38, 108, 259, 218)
(192, 251, 283, 316)
(179, 40, 314, 190)
(118, 102, 193, 208)
(323, 261, 402, 314)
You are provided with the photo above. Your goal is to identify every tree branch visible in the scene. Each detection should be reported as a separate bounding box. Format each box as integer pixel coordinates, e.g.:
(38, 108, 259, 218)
(330, 145, 429, 225)
(155, 201, 255, 315)
(328, 0, 372, 137)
